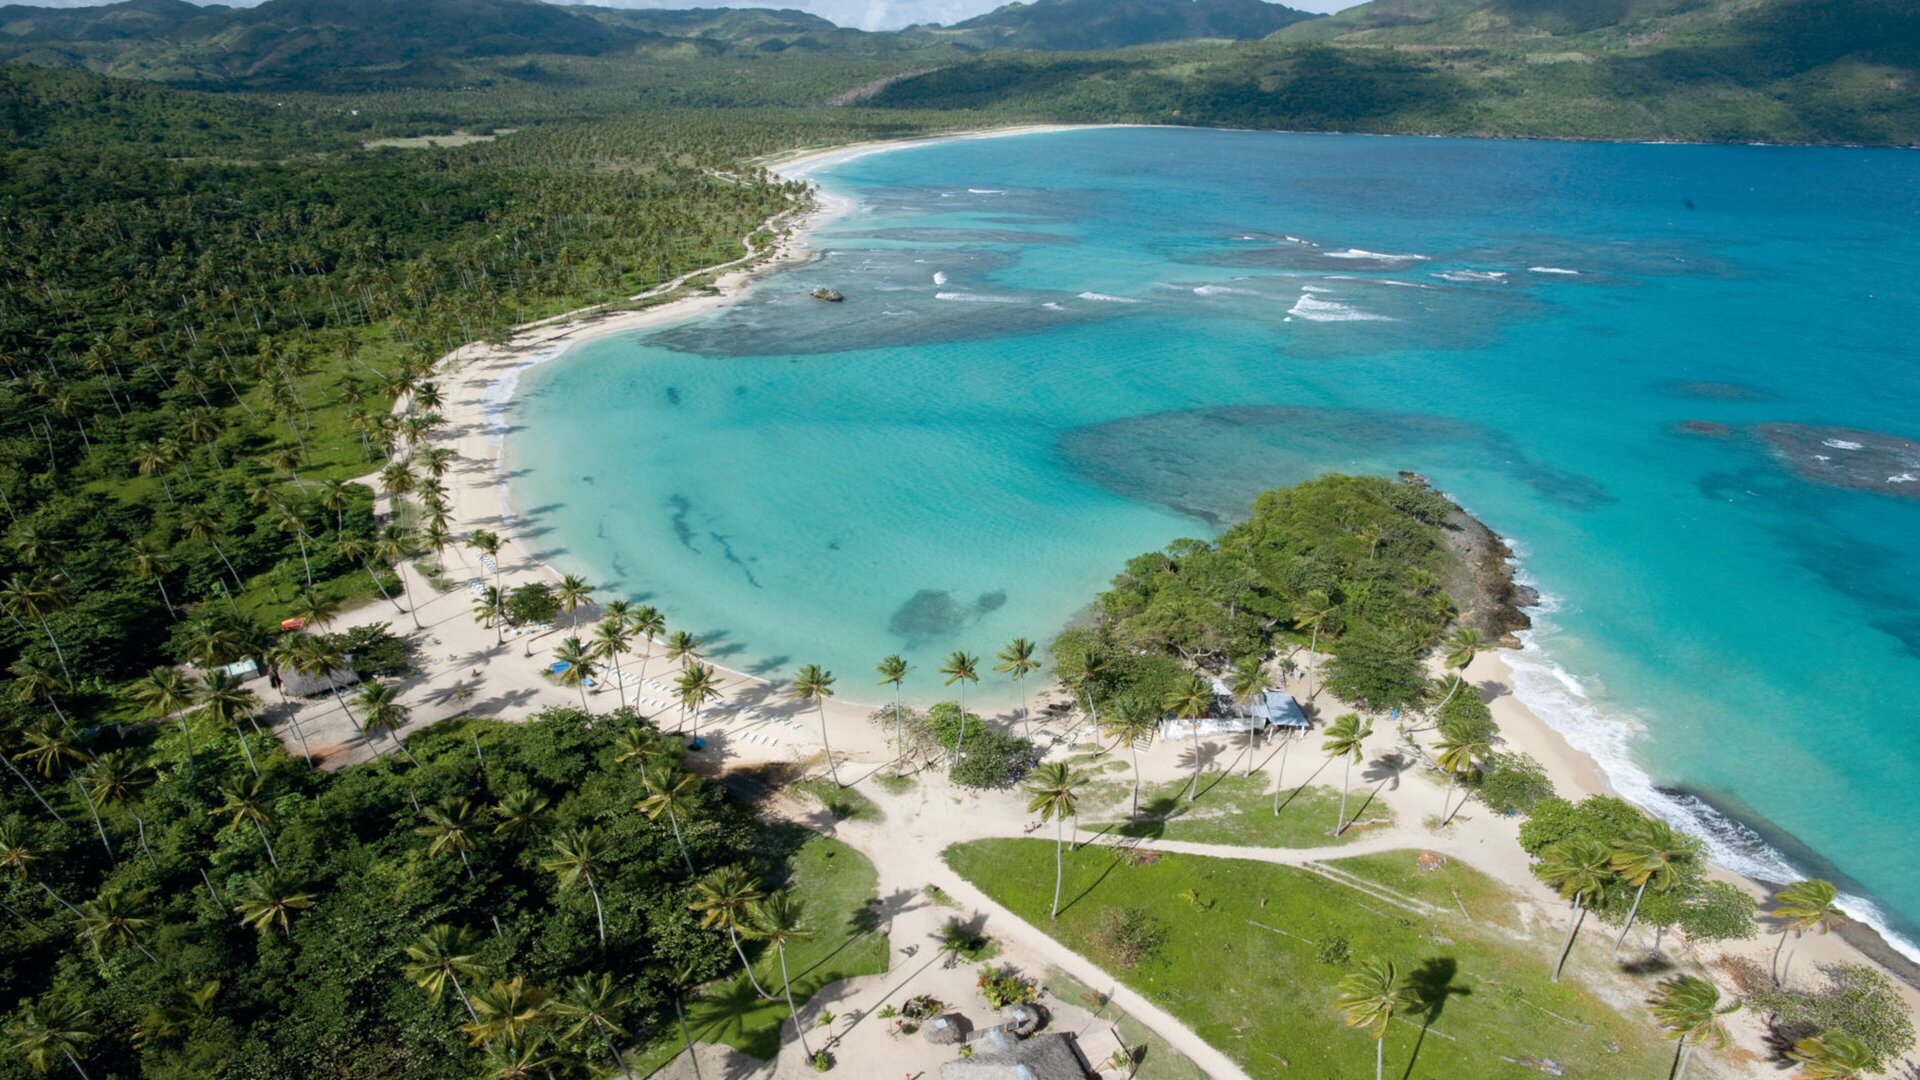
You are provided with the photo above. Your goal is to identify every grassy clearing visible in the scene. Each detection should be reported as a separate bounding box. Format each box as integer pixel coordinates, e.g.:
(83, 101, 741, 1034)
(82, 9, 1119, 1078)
(1326, 849, 1520, 930)
(1043, 967, 1210, 1080)
(790, 778, 884, 823)
(947, 839, 1668, 1079)
(1083, 771, 1391, 849)
(871, 772, 916, 796)
(632, 834, 889, 1068)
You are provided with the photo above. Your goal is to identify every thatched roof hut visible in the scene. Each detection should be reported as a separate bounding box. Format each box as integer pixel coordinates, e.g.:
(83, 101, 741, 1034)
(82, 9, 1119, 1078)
(940, 1029, 1093, 1080)
(282, 662, 359, 699)
(923, 1013, 970, 1045)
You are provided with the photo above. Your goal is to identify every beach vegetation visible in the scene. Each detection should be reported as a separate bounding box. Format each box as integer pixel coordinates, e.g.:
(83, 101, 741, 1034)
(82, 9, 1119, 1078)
(1731, 960, 1916, 1074)
(1646, 974, 1740, 1080)
(1473, 751, 1556, 815)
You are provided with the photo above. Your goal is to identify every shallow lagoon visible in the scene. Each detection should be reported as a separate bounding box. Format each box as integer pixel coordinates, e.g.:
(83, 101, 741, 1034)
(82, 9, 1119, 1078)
(512, 128, 1920, 950)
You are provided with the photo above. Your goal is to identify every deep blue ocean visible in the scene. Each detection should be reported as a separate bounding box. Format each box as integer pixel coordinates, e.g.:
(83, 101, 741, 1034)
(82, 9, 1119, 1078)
(509, 127, 1920, 952)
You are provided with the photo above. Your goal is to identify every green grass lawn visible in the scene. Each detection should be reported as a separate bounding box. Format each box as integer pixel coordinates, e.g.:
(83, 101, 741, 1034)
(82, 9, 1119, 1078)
(631, 833, 889, 1069)
(947, 839, 1668, 1079)
(1083, 771, 1392, 849)
(1326, 850, 1520, 930)
(790, 778, 884, 823)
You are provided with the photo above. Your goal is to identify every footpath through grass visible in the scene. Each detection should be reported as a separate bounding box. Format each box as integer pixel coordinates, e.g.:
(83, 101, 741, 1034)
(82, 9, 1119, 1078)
(632, 833, 889, 1069)
(947, 839, 1667, 1079)
(1083, 771, 1391, 849)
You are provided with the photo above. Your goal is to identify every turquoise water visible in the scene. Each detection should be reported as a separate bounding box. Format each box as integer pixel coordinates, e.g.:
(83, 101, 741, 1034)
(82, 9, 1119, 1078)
(510, 128, 1920, 950)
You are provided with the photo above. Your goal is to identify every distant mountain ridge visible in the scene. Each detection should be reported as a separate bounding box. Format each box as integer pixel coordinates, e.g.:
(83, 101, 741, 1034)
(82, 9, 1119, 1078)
(909, 0, 1320, 51)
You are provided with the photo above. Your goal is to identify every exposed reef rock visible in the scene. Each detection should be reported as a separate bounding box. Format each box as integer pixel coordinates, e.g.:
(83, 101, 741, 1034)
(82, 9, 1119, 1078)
(1398, 471, 1534, 643)
(810, 287, 843, 302)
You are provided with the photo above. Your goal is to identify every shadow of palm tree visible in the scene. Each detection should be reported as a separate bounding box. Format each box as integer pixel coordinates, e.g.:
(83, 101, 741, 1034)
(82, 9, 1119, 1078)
(1362, 752, 1411, 790)
(1401, 956, 1469, 1080)
(1058, 847, 1129, 919)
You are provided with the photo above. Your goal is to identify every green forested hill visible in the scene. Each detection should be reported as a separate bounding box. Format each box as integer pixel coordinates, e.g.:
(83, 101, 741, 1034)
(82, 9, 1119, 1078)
(906, 0, 1320, 51)
(864, 0, 1920, 144)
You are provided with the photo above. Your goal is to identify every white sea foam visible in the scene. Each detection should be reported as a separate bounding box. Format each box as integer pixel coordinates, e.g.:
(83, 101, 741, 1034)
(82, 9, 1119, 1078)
(1504, 577, 1920, 964)
(1813, 454, 1832, 462)
(1890, 473, 1917, 483)
(1323, 248, 1428, 262)
(933, 271, 948, 286)
(1077, 292, 1141, 304)
(1823, 438, 1865, 450)
(1434, 270, 1509, 283)
(1529, 266, 1581, 275)
(1286, 293, 1393, 322)
(967, 188, 1006, 195)
(934, 291, 1022, 304)
(1040, 302, 1065, 311)
(1193, 285, 1260, 297)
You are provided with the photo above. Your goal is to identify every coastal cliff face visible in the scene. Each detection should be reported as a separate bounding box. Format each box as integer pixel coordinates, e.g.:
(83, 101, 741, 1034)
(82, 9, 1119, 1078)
(1399, 472, 1535, 646)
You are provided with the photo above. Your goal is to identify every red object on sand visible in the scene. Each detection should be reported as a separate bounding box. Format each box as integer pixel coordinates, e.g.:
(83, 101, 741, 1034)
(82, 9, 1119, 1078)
(280, 618, 306, 631)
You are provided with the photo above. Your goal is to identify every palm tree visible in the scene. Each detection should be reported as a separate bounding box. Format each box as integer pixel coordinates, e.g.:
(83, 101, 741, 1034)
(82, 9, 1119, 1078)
(287, 589, 340, 632)
(288, 636, 358, 732)
(129, 543, 178, 617)
(1025, 761, 1086, 920)
(631, 606, 666, 681)
(491, 787, 552, 844)
(1335, 958, 1409, 1080)
(550, 973, 632, 1076)
(664, 629, 701, 670)
(461, 977, 551, 1049)
(402, 924, 488, 1023)
(372, 525, 423, 630)
(0, 735, 63, 823)
(875, 654, 910, 772)
(12, 726, 84, 779)
(1100, 693, 1159, 818)
(417, 797, 483, 880)
(9, 659, 74, 735)
(749, 889, 815, 1060)
(1292, 588, 1335, 701)
(937, 651, 980, 762)
(551, 637, 598, 714)
(1063, 647, 1106, 741)
(179, 508, 244, 590)
(1434, 717, 1490, 827)
(555, 574, 592, 631)
(480, 1036, 556, 1080)
(665, 961, 706, 1080)
(1647, 975, 1740, 1080)
(1228, 657, 1272, 777)
(1165, 674, 1213, 803)
(134, 981, 220, 1049)
(590, 617, 632, 711)
(1433, 626, 1484, 712)
(1608, 818, 1691, 958)
(0, 822, 80, 916)
(231, 869, 315, 937)
(542, 826, 611, 944)
(269, 498, 315, 588)
(473, 586, 507, 647)
(358, 681, 418, 765)
(200, 669, 263, 777)
(129, 666, 197, 770)
(1321, 713, 1373, 835)
(996, 637, 1039, 739)
(1536, 836, 1614, 982)
(77, 887, 160, 963)
(637, 765, 700, 876)
(1770, 879, 1840, 986)
(83, 751, 155, 867)
(4, 997, 97, 1080)
(467, 529, 503, 593)
(690, 865, 774, 998)
(790, 664, 839, 786)
(211, 779, 279, 868)
(1, 573, 71, 682)
(1787, 1032, 1876, 1080)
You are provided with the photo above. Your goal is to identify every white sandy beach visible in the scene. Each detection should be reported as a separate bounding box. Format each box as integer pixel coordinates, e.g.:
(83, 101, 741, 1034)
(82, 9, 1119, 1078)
(263, 124, 1919, 1078)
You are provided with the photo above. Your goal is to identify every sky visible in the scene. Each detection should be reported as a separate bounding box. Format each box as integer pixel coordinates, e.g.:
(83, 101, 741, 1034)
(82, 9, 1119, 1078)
(36, 0, 1367, 32)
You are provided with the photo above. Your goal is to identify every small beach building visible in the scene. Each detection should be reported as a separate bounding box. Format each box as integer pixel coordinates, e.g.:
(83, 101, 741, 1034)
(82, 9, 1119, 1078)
(1160, 677, 1309, 740)
(281, 661, 360, 699)
(939, 1029, 1093, 1080)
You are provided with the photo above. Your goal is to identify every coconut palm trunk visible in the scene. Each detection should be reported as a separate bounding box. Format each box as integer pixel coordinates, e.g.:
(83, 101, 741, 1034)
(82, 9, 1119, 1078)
(448, 970, 479, 1024)
(1188, 724, 1201, 802)
(3, 754, 65, 823)
(1130, 741, 1141, 817)
(586, 875, 605, 944)
(1273, 733, 1293, 816)
(817, 700, 840, 788)
(666, 808, 694, 877)
(1553, 896, 1587, 983)
(1051, 812, 1066, 919)
(74, 780, 113, 863)
(776, 942, 812, 1059)
(728, 926, 772, 998)
(1613, 880, 1650, 958)
(672, 995, 703, 1080)
(1336, 752, 1354, 835)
